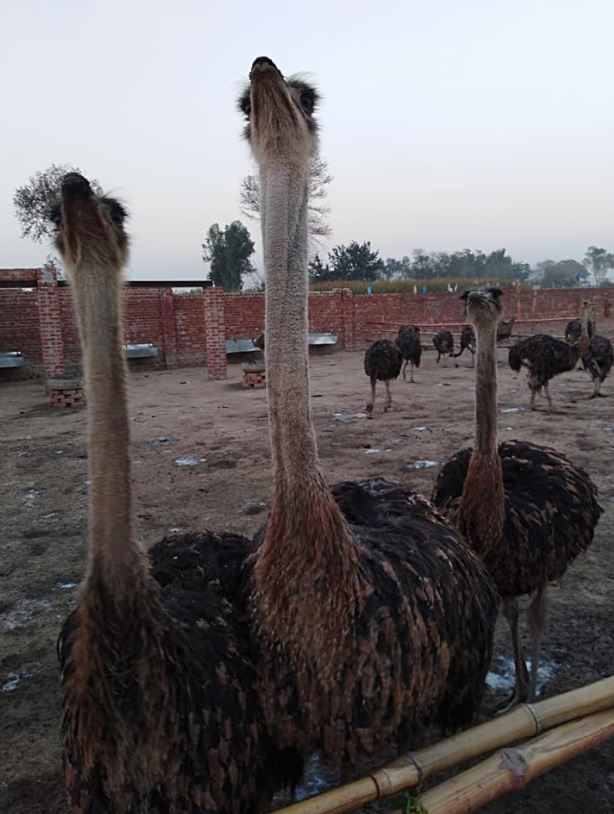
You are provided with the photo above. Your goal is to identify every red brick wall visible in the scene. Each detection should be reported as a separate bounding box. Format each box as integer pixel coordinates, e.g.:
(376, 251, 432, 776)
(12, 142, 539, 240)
(2, 267, 614, 382)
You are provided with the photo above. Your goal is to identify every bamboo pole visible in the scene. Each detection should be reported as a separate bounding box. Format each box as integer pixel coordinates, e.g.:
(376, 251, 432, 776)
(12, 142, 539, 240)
(272, 675, 614, 814)
(399, 708, 614, 814)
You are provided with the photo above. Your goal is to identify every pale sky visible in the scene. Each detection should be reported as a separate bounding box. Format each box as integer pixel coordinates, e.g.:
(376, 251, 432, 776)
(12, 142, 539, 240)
(1, 0, 613, 280)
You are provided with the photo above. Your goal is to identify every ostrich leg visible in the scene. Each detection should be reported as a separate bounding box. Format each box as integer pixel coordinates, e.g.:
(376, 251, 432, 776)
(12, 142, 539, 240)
(409, 361, 415, 383)
(383, 380, 392, 412)
(544, 382, 554, 411)
(527, 582, 547, 702)
(402, 360, 408, 382)
(500, 597, 530, 709)
(366, 377, 376, 418)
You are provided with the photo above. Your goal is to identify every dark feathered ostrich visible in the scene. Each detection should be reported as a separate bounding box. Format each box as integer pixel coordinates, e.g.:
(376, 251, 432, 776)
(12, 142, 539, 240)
(496, 316, 516, 342)
(240, 56, 498, 769)
(363, 339, 403, 415)
(433, 288, 602, 705)
(566, 303, 613, 397)
(433, 329, 454, 365)
(395, 323, 422, 382)
(508, 304, 591, 411)
(452, 325, 476, 367)
(53, 174, 299, 813)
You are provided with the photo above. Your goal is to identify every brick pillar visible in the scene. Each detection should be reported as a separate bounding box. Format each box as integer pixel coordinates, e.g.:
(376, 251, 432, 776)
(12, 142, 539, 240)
(203, 287, 227, 380)
(339, 288, 355, 350)
(160, 288, 178, 368)
(37, 267, 65, 378)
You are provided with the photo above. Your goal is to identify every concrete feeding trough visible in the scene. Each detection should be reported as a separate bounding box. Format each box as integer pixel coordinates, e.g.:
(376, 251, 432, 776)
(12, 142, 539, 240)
(124, 343, 158, 359)
(0, 351, 24, 368)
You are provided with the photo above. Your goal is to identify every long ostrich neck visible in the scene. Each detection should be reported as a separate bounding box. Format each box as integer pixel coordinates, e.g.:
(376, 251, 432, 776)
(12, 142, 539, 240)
(261, 164, 319, 483)
(256, 160, 361, 660)
(459, 316, 504, 557)
(71, 260, 144, 592)
(473, 320, 499, 455)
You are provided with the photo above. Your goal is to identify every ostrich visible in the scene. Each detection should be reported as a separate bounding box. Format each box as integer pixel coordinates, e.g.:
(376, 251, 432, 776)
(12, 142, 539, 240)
(566, 303, 612, 397)
(508, 303, 591, 411)
(452, 325, 475, 367)
(432, 329, 454, 365)
(564, 312, 595, 343)
(432, 288, 602, 705)
(239, 56, 498, 769)
(363, 339, 402, 415)
(496, 316, 516, 342)
(53, 173, 300, 812)
(395, 323, 422, 382)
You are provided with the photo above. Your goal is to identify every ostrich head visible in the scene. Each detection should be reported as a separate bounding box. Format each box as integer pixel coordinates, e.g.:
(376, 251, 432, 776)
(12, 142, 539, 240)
(238, 56, 319, 167)
(50, 173, 128, 272)
(460, 287, 503, 329)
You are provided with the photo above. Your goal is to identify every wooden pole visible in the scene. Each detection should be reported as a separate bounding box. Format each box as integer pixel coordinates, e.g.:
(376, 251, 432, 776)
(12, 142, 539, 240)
(399, 708, 614, 814)
(272, 675, 614, 814)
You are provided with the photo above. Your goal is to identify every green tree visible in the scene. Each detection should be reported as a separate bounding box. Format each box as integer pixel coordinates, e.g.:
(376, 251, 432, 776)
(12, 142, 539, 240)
(584, 246, 614, 286)
(202, 221, 256, 290)
(240, 156, 332, 242)
(534, 259, 588, 288)
(13, 163, 102, 243)
(329, 241, 384, 281)
(308, 253, 332, 281)
(383, 256, 412, 279)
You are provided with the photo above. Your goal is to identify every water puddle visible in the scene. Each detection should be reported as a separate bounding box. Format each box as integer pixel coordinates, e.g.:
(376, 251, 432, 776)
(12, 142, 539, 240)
(406, 459, 439, 470)
(412, 426, 428, 432)
(55, 581, 77, 591)
(486, 655, 557, 695)
(1, 671, 34, 693)
(175, 455, 206, 467)
(500, 407, 526, 414)
(293, 754, 337, 801)
(1, 598, 52, 631)
(23, 488, 43, 507)
(334, 412, 367, 423)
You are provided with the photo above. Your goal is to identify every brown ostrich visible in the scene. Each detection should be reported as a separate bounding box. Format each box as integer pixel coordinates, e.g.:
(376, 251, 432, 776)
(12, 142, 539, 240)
(395, 323, 422, 382)
(363, 339, 402, 416)
(239, 56, 498, 769)
(432, 288, 602, 705)
(508, 302, 591, 411)
(432, 329, 454, 365)
(452, 325, 475, 367)
(53, 173, 300, 813)
(567, 303, 613, 397)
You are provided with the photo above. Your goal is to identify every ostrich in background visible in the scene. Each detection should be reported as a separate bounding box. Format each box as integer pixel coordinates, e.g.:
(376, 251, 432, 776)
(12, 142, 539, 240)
(432, 288, 602, 705)
(363, 338, 402, 415)
(567, 303, 613, 397)
(53, 174, 299, 812)
(433, 329, 454, 365)
(395, 323, 422, 382)
(240, 56, 498, 770)
(453, 325, 475, 367)
(508, 302, 591, 411)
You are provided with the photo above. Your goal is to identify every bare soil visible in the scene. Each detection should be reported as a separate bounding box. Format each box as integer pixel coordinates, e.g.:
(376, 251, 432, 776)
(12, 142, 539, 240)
(1, 348, 612, 814)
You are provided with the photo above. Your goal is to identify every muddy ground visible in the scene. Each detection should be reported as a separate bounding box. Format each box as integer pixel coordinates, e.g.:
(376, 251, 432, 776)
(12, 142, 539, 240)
(1, 348, 613, 814)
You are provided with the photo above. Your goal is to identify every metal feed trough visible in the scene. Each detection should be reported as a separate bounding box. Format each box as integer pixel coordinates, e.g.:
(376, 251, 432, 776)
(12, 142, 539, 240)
(0, 351, 24, 368)
(226, 339, 260, 354)
(308, 333, 337, 346)
(124, 343, 158, 359)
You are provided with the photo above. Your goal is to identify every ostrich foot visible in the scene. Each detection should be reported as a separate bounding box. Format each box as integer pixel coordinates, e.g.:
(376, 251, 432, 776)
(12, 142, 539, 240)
(495, 683, 530, 715)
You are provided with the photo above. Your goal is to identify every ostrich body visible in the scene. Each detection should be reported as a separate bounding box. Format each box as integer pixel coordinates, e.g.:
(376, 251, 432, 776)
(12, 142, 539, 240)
(566, 305, 612, 397)
(508, 306, 590, 411)
(432, 329, 454, 365)
(240, 57, 497, 768)
(453, 325, 475, 367)
(54, 175, 298, 813)
(363, 339, 402, 415)
(432, 288, 602, 704)
(395, 324, 422, 382)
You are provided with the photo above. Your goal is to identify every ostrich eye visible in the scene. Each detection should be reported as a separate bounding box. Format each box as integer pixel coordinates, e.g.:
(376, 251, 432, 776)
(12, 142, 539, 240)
(299, 92, 315, 114)
(107, 203, 127, 226)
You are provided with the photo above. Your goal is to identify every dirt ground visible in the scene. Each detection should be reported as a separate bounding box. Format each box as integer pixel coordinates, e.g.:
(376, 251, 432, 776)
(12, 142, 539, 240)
(1, 347, 613, 814)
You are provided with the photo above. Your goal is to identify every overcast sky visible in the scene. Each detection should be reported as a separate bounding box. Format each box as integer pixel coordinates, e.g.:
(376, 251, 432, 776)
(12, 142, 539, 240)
(2, 0, 613, 280)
